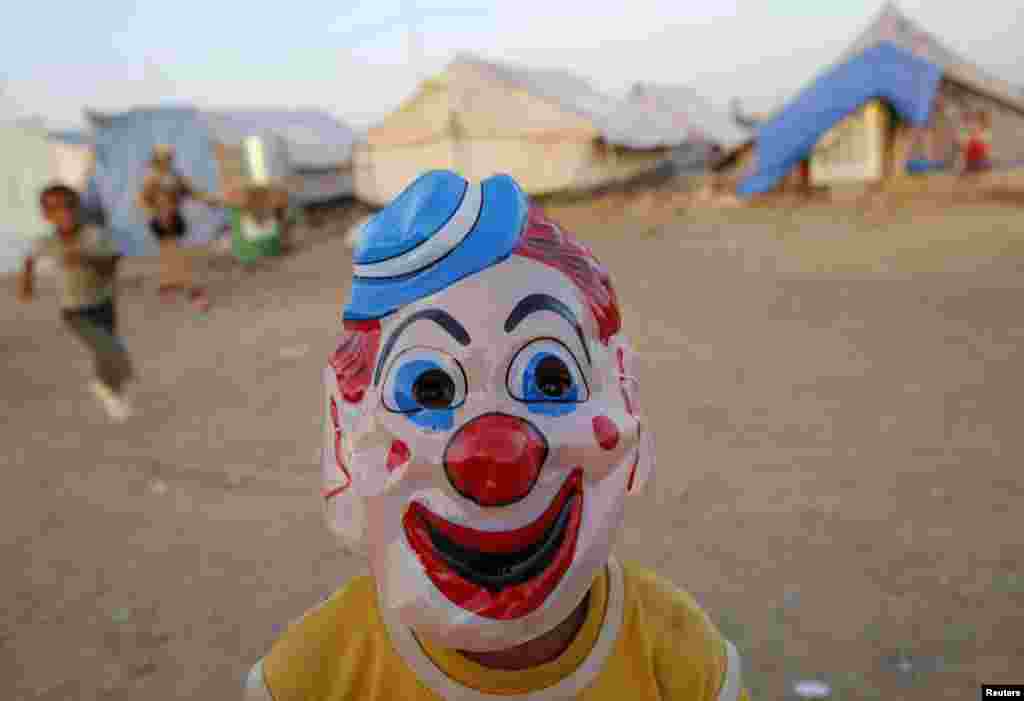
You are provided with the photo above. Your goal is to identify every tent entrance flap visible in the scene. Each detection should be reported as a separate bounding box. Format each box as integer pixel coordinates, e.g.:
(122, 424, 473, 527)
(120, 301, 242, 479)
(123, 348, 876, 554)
(809, 100, 891, 185)
(737, 42, 942, 197)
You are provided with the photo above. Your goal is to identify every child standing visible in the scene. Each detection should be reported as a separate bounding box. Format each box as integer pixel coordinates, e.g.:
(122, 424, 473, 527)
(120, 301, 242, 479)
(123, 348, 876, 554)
(961, 110, 993, 175)
(136, 144, 216, 312)
(245, 171, 750, 701)
(18, 184, 135, 422)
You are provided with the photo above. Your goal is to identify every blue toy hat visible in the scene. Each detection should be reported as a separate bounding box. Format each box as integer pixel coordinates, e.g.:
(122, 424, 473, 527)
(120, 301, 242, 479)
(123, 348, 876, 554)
(344, 170, 528, 321)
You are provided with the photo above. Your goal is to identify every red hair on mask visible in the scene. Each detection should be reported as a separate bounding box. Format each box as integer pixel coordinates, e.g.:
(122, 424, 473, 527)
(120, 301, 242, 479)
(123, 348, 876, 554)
(329, 319, 381, 404)
(328, 207, 621, 402)
(513, 206, 621, 344)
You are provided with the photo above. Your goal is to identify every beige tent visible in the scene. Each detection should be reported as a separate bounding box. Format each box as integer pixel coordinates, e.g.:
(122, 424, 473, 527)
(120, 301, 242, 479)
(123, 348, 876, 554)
(1, 124, 55, 271)
(354, 54, 690, 205)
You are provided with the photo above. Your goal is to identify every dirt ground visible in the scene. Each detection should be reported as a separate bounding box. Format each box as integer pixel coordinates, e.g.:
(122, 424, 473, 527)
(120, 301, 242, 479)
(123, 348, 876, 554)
(3, 197, 1023, 700)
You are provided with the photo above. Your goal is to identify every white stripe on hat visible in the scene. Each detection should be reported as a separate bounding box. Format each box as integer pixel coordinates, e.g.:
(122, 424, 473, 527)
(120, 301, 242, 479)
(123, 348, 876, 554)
(352, 182, 484, 279)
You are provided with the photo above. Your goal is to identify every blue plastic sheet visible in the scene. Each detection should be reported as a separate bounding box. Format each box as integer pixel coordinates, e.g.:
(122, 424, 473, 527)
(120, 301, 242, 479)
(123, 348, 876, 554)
(738, 42, 943, 197)
(87, 107, 226, 256)
(905, 158, 947, 174)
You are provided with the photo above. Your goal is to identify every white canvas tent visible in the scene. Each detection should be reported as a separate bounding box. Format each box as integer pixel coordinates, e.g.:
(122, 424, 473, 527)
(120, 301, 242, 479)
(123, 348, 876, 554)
(203, 109, 356, 204)
(628, 83, 748, 152)
(48, 130, 95, 193)
(354, 54, 690, 205)
(203, 110, 355, 171)
(1, 124, 56, 272)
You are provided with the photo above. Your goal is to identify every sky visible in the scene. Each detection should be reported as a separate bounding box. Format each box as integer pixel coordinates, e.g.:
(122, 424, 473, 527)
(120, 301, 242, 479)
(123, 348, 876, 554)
(1, 0, 1021, 132)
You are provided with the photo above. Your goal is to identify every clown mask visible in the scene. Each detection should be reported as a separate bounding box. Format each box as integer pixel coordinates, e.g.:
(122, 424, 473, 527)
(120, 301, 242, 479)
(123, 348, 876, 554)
(321, 170, 655, 652)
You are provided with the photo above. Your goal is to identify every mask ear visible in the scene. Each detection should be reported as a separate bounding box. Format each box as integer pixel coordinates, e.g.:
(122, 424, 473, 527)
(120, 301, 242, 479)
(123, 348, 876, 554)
(611, 337, 655, 495)
(322, 366, 368, 555)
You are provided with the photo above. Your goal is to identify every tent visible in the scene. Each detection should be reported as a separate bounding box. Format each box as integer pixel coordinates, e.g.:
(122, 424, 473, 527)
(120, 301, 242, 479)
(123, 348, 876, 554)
(204, 110, 356, 206)
(48, 129, 95, 194)
(354, 53, 689, 205)
(833, 1, 1024, 165)
(0, 124, 53, 272)
(83, 106, 361, 257)
(86, 107, 225, 256)
(735, 2, 1024, 196)
(627, 83, 749, 159)
(831, 2, 1024, 107)
(738, 43, 941, 196)
(204, 110, 355, 170)
(626, 83, 751, 174)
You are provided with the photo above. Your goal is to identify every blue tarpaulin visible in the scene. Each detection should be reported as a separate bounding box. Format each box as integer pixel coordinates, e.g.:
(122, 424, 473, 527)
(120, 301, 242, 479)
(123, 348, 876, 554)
(738, 42, 943, 197)
(87, 107, 226, 256)
(906, 158, 948, 174)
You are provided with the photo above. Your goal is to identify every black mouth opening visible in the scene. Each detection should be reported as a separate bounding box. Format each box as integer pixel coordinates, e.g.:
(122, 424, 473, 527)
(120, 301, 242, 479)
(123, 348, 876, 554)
(425, 494, 579, 593)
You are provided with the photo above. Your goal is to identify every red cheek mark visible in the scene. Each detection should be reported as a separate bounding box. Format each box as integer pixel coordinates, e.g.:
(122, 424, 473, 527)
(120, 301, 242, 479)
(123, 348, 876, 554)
(387, 440, 410, 472)
(592, 415, 620, 451)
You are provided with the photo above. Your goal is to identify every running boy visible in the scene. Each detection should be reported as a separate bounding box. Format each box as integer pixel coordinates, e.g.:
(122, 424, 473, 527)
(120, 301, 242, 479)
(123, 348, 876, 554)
(245, 170, 749, 700)
(18, 184, 134, 421)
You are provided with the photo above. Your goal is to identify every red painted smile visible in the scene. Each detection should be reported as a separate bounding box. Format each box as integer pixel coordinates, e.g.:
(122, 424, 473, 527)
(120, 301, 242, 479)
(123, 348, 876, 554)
(403, 469, 583, 620)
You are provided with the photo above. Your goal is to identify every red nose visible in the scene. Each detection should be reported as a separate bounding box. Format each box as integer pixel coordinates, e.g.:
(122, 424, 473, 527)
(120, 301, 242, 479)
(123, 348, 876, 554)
(443, 413, 548, 507)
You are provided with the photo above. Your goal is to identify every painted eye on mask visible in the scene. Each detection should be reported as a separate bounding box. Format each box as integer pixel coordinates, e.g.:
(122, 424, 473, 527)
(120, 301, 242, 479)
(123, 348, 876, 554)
(507, 339, 589, 415)
(383, 349, 467, 431)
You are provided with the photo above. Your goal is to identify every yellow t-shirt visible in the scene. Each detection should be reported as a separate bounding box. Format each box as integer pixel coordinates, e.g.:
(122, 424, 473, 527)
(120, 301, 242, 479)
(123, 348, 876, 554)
(246, 559, 750, 700)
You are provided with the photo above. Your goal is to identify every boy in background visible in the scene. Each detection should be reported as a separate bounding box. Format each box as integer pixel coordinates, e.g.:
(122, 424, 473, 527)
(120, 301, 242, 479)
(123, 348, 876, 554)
(18, 184, 135, 422)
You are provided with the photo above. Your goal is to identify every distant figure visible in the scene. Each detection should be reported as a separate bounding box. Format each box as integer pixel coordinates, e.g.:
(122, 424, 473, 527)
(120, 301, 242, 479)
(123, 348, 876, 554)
(17, 184, 135, 422)
(221, 182, 291, 264)
(961, 110, 993, 176)
(136, 144, 216, 311)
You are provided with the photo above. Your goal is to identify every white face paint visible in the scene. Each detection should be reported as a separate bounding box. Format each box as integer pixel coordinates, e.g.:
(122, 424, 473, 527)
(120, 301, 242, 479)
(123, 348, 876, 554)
(322, 255, 654, 652)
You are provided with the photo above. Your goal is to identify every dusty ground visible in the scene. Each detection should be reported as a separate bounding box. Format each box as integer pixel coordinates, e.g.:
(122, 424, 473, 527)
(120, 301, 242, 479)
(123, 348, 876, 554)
(3, 197, 1023, 700)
